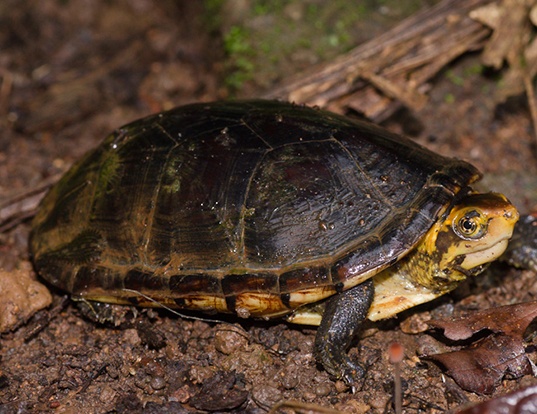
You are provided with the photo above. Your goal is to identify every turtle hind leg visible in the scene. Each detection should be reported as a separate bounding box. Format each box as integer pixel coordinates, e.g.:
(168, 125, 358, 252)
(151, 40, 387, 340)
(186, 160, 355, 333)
(75, 299, 138, 326)
(314, 278, 374, 391)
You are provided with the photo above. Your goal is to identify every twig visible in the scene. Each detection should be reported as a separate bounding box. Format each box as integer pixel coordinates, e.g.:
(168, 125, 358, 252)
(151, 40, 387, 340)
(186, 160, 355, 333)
(0, 174, 61, 233)
(263, 0, 492, 121)
(0, 70, 13, 117)
(524, 74, 537, 145)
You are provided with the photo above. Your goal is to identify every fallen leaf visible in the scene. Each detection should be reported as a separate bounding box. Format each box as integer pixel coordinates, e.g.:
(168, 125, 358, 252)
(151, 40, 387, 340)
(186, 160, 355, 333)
(470, 0, 537, 101)
(455, 384, 537, 413)
(427, 334, 532, 394)
(425, 301, 537, 394)
(428, 301, 537, 339)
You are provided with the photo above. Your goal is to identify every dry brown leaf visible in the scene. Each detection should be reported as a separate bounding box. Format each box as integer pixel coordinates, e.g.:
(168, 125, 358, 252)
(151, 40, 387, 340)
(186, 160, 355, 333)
(427, 334, 532, 394)
(470, 0, 537, 101)
(428, 301, 537, 339)
(425, 301, 537, 394)
(455, 384, 537, 413)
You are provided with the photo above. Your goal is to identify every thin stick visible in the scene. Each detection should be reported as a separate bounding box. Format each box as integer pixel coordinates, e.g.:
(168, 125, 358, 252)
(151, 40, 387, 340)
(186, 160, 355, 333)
(121, 288, 235, 325)
(524, 74, 537, 146)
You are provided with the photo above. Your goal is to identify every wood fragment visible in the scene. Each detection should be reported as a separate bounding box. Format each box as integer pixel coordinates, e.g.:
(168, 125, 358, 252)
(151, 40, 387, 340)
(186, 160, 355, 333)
(264, 0, 493, 121)
(524, 75, 537, 144)
(0, 174, 61, 233)
(0, 70, 13, 117)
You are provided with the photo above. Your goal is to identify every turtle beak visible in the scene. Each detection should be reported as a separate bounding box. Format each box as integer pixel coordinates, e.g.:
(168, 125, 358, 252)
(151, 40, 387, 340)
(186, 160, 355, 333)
(458, 239, 509, 272)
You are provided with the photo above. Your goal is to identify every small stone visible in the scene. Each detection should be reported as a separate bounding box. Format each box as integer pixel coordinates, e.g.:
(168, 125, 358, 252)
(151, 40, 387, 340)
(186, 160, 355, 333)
(252, 384, 282, 408)
(106, 365, 119, 379)
(99, 385, 117, 403)
(122, 329, 141, 346)
(314, 381, 333, 397)
(336, 399, 371, 413)
(302, 391, 316, 402)
(214, 327, 248, 355)
(279, 364, 299, 389)
(170, 384, 192, 403)
(150, 376, 166, 390)
(400, 312, 431, 334)
(0, 266, 52, 332)
(189, 365, 215, 384)
(334, 380, 348, 394)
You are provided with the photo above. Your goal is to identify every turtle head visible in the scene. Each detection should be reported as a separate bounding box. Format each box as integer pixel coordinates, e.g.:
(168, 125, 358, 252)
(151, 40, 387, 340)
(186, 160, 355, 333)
(367, 192, 518, 321)
(365, 192, 518, 321)
(424, 192, 519, 288)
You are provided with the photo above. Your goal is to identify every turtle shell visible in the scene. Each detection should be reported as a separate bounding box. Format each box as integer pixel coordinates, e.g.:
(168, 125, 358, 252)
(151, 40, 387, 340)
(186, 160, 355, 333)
(30, 100, 480, 319)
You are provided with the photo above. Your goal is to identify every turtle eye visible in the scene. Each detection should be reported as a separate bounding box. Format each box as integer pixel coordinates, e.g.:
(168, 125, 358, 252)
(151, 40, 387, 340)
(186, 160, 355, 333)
(460, 217, 477, 234)
(454, 211, 486, 240)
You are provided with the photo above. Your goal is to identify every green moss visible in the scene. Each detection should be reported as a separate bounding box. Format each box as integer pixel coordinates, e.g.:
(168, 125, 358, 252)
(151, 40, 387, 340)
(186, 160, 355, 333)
(446, 70, 465, 87)
(444, 93, 455, 104)
(205, 1, 440, 95)
(94, 149, 121, 200)
(203, 0, 226, 33)
(223, 25, 256, 91)
(463, 63, 485, 77)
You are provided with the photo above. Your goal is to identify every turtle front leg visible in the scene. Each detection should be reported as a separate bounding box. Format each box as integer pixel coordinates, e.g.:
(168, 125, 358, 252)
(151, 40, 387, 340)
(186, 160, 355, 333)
(314, 279, 374, 390)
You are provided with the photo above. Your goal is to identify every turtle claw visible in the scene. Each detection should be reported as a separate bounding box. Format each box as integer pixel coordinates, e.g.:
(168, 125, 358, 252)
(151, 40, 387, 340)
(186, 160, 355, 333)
(340, 359, 365, 393)
(314, 347, 365, 392)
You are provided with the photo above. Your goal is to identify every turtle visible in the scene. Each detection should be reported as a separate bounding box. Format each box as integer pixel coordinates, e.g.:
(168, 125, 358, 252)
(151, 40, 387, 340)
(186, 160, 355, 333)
(30, 99, 520, 387)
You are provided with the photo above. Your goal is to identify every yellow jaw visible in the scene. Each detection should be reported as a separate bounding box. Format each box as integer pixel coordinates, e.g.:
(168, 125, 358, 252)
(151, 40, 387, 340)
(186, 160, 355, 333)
(367, 192, 518, 321)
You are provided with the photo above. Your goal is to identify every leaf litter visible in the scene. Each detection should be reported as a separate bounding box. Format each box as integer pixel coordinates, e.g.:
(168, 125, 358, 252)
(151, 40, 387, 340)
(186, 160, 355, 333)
(426, 301, 537, 394)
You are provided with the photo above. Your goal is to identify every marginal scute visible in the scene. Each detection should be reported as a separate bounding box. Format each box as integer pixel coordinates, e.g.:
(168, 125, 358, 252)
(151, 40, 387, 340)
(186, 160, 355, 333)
(169, 274, 222, 295)
(279, 266, 330, 294)
(221, 273, 279, 296)
(124, 269, 167, 292)
(72, 266, 120, 296)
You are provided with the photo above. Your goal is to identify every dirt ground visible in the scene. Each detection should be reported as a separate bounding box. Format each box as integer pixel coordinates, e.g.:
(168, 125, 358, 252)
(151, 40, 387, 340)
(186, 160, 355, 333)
(2, 1, 537, 413)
